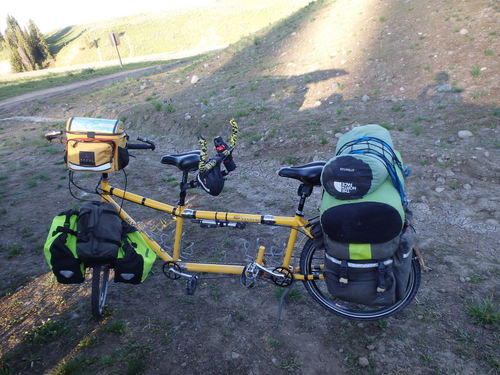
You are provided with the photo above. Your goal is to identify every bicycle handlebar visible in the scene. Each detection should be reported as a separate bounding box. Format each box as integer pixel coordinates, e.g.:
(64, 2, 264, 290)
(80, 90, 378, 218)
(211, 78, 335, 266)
(127, 137, 156, 150)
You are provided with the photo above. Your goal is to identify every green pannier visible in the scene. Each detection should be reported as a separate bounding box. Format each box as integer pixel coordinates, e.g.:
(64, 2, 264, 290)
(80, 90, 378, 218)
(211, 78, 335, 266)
(319, 124, 413, 306)
(44, 209, 85, 284)
(114, 222, 157, 284)
(44, 205, 156, 284)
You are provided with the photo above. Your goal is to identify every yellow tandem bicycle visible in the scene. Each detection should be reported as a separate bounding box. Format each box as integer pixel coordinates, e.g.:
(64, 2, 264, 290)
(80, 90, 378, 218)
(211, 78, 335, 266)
(46, 120, 420, 321)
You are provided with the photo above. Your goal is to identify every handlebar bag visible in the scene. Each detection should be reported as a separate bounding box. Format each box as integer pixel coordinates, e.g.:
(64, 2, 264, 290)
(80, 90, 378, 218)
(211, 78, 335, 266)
(76, 201, 122, 264)
(114, 222, 157, 284)
(65, 117, 128, 173)
(43, 209, 85, 284)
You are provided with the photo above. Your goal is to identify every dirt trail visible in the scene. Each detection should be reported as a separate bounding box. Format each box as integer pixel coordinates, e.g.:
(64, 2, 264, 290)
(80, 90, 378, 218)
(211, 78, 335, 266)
(0, 0, 498, 374)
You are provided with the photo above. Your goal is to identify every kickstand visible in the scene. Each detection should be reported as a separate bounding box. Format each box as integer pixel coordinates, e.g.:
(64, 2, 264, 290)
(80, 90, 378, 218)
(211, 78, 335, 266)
(275, 288, 291, 328)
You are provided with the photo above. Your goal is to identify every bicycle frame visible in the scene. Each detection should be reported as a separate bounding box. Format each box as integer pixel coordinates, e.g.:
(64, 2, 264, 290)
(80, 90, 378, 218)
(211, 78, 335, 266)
(99, 176, 317, 281)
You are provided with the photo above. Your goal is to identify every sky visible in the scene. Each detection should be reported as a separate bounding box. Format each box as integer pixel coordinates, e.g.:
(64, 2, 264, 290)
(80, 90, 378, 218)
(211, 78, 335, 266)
(0, 0, 218, 34)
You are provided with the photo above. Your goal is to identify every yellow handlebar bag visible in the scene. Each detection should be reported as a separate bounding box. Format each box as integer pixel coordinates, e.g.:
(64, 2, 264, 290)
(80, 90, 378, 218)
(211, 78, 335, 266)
(65, 117, 128, 173)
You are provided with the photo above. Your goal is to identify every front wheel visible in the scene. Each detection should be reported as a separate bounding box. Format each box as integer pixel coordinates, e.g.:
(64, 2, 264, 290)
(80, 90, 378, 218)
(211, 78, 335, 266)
(300, 239, 421, 321)
(91, 265, 110, 319)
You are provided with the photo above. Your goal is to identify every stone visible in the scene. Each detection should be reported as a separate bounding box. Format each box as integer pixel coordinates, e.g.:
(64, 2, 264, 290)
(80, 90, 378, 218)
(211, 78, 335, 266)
(367, 344, 376, 351)
(191, 75, 199, 84)
(184, 113, 192, 120)
(437, 84, 453, 92)
(435, 187, 445, 193)
(335, 132, 343, 138)
(358, 357, 370, 367)
(463, 184, 472, 190)
(459, 29, 468, 35)
(231, 352, 241, 359)
(436, 177, 446, 184)
(361, 95, 370, 102)
(458, 130, 473, 138)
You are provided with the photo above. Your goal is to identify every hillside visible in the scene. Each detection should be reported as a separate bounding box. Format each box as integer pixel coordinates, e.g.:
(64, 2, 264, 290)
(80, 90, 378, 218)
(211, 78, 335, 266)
(0, 0, 499, 374)
(0, 0, 310, 73)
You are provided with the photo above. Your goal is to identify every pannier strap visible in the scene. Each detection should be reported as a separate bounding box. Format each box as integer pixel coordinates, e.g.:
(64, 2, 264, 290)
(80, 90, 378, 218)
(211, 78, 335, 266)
(326, 253, 393, 268)
(339, 260, 349, 286)
(377, 261, 387, 292)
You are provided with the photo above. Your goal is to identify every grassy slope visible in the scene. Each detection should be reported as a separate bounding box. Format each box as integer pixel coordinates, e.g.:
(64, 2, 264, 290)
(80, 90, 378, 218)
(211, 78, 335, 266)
(40, 0, 309, 68)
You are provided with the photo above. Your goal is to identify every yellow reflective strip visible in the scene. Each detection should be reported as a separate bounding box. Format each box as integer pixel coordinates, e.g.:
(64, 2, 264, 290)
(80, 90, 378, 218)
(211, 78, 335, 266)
(348, 243, 372, 260)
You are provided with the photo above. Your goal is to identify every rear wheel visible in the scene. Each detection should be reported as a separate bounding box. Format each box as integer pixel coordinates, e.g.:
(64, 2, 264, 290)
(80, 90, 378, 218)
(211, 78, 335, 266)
(300, 239, 420, 321)
(91, 265, 110, 319)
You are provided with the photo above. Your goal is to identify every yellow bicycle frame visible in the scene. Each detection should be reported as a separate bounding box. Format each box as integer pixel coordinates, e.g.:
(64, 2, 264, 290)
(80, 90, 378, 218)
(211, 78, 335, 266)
(99, 178, 315, 280)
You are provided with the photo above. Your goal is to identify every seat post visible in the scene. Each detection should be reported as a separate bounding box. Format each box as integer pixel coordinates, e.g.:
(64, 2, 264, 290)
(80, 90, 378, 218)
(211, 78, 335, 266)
(296, 184, 313, 216)
(178, 171, 189, 206)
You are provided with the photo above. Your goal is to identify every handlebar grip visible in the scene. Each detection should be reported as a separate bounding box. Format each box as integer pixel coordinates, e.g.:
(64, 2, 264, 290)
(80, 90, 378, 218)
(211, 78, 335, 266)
(126, 143, 153, 150)
(229, 119, 238, 148)
(136, 137, 156, 150)
(45, 130, 63, 143)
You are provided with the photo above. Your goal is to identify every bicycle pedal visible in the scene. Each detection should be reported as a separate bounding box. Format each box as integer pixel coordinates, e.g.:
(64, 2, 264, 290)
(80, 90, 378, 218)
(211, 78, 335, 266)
(186, 275, 199, 295)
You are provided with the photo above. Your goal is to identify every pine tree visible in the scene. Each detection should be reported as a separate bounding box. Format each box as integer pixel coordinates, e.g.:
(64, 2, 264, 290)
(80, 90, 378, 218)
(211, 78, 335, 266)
(27, 19, 52, 68)
(5, 15, 36, 72)
(0, 32, 5, 49)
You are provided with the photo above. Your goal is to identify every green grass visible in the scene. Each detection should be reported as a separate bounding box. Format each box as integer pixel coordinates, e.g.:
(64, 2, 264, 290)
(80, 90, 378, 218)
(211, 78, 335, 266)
(25, 319, 68, 344)
(105, 320, 128, 335)
(0, 60, 169, 101)
(484, 49, 495, 56)
(470, 66, 481, 77)
(467, 297, 500, 327)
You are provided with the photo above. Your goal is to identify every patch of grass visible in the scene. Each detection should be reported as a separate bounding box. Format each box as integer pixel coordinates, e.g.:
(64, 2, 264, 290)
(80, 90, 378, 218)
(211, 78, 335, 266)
(320, 136, 328, 145)
(391, 104, 403, 112)
(152, 101, 162, 111)
(55, 355, 97, 375)
(379, 123, 394, 130)
(274, 287, 304, 302)
(282, 156, 299, 165)
(280, 357, 301, 372)
(412, 124, 422, 136)
(470, 66, 481, 77)
(492, 109, 500, 117)
(378, 16, 387, 22)
(105, 320, 127, 335)
(484, 49, 495, 56)
(76, 335, 98, 349)
(419, 158, 430, 166)
(25, 319, 68, 344)
(6, 244, 23, 258)
(163, 103, 175, 113)
(124, 344, 152, 375)
(467, 297, 499, 327)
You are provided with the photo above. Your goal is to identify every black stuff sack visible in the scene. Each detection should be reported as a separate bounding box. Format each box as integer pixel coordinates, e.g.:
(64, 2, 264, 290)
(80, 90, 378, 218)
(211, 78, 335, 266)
(77, 201, 122, 264)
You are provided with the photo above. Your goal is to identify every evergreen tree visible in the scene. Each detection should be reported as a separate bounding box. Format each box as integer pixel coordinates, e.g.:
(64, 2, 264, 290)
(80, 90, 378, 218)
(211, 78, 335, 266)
(27, 19, 52, 68)
(0, 32, 5, 49)
(5, 15, 35, 72)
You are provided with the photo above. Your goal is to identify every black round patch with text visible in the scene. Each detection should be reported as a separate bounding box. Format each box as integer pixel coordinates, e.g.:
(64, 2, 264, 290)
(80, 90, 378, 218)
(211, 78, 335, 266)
(321, 155, 373, 199)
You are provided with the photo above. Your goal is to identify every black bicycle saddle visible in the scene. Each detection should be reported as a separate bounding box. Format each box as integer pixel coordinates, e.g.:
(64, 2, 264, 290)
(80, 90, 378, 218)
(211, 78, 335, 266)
(161, 150, 201, 172)
(278, 161, 326, 186)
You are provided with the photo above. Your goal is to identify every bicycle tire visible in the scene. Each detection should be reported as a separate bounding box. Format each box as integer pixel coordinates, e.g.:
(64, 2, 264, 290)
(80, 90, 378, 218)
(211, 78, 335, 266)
(91, 265, 110, 319)
(300, 238, 421, 321)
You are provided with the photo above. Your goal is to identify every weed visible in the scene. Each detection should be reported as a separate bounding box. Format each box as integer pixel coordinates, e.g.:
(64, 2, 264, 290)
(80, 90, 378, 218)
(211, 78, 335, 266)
(375, 319, 388, 329)
(453, 87, 465, 93)
(378, 16, 387, 22)
(28, 179, 38, 188)
(419, 158, 430, 166)
(282, 156, 299, 165)
(484, 49, 495, 56)
(269, 338, 282, 349)
(253, 37, 262, 46)
(163, 103, 175, 113)
(379, 123, 394, 131)
(274, 287, 303, 302)
(391, 105, 403, 112)
(6, 244, 23, 258)
(413, 124, 422, 136)
(492, 109, 500, 117)
(470, 67, 481, 77)
(471, 90, 488, 99)
(55, 355, 97, 375)
(77, 335, 98, 349)
(0, 174, 6, 181)
(448, 182, 459, 190)
(152, 101, 162, 111)
(25, 319, 68, 344)
(467, 297, 499, 327)
(124, 343, 152, 375)
(320, 136, 328, 145)
(105, 320, 128, 335)
(336, 108, 343, 115)
(280, 357, 301, 372)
